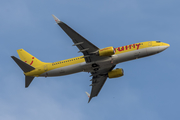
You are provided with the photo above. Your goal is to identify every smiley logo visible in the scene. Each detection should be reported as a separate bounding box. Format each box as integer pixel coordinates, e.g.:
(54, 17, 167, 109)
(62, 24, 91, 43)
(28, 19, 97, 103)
(24, 57, 34, 65)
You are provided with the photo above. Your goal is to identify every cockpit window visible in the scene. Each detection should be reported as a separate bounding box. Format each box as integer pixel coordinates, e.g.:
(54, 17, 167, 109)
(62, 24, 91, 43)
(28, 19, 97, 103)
(156, 41, 161, 43)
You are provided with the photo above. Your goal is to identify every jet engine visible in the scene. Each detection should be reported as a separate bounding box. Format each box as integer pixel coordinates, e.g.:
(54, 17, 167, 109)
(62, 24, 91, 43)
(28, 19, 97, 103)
(98, 46, 115, 56)
(108, 68, 124, 78)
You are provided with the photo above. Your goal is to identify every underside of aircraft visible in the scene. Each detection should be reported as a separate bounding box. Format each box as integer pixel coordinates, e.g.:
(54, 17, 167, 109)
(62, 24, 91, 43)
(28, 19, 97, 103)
(11, 15, 170, 102)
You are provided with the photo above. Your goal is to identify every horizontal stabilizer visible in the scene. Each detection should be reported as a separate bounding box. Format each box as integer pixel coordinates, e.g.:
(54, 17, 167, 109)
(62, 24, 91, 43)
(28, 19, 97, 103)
(11, 56, 35, 73)
(25, 76, 34, 88)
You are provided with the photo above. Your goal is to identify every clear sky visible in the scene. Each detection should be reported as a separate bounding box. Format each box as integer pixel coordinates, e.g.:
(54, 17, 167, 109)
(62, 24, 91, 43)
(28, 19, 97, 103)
(0, 0, 179, 120)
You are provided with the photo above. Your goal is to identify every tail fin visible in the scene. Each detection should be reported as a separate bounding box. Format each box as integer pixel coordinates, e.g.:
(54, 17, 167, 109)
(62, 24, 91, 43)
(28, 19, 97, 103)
(17, 49, 45, 68)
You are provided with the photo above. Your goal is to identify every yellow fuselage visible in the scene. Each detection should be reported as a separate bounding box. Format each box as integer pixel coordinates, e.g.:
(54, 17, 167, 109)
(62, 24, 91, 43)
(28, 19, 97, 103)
(25, 41, 169, 77)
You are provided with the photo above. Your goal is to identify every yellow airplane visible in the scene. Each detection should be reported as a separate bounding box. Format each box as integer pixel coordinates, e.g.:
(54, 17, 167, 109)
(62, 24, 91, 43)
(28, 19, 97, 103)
(11, 15, 170, 102)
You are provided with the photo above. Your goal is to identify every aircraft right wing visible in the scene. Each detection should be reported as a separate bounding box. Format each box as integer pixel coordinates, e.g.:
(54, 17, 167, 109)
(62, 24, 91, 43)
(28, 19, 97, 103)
(52, 15, 108, 63)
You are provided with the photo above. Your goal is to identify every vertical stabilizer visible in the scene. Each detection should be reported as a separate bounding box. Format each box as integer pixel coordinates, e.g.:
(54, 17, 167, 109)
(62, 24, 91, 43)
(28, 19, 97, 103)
(17, 49, 45, 68)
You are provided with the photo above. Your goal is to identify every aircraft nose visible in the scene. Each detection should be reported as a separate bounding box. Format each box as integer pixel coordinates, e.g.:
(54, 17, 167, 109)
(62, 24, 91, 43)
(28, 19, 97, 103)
(158, 43, 170, 52)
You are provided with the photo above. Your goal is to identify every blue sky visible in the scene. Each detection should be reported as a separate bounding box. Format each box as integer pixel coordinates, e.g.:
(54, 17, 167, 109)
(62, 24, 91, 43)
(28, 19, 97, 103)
(0, 0, 179, 120)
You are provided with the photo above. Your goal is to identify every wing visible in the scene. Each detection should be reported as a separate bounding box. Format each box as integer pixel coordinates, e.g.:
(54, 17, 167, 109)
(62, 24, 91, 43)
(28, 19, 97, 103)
(52, 15, 107, 63)
(88, 75, 108, 102)
(52, 15, 115, 102)
(88, 65, 116, 102)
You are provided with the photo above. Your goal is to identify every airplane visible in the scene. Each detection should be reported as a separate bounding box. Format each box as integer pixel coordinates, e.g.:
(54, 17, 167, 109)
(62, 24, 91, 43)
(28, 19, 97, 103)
(11, 15, 170, 103)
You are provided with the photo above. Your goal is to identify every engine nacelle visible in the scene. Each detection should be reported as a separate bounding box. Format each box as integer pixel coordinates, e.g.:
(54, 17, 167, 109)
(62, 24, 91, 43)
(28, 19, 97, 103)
(108, 68, 124, 78)
(98, 46, 115, 56)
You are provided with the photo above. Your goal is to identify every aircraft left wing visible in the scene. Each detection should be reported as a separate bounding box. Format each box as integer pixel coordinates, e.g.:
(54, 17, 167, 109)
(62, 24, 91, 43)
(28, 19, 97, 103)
(88, 75, 108, 103)
(88, 65, 116, 102)
(52, 15, 108, 63)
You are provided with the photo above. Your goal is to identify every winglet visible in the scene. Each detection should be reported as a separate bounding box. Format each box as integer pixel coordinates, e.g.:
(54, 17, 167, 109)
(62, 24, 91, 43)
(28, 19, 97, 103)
(86, 92, 92, 103)
(85, 92, 90, 98)
(52, 14, 61, 23)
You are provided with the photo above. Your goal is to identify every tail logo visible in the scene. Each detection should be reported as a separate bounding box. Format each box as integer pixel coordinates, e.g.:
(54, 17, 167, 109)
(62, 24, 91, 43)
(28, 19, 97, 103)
(25, 57, 34, 65)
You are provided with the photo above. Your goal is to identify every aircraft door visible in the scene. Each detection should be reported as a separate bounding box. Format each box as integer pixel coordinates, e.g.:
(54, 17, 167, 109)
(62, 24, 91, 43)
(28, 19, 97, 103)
(44, 64, 48, 71)
(148, 41, 152, 46)
(134, 51, 140, 58)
